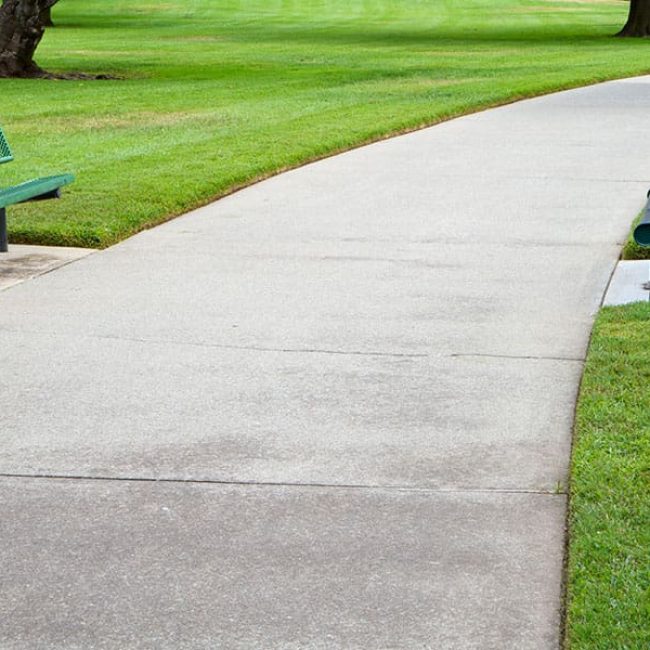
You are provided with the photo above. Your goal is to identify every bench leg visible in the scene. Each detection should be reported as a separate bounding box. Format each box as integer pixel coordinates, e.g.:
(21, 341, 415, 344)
(0, 208, 6, 253)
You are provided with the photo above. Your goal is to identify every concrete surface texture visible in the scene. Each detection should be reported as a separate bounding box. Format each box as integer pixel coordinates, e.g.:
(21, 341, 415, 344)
(604, 259, 650, 305)
(0, 244, 94, 291)
(1, 76, 650, 649)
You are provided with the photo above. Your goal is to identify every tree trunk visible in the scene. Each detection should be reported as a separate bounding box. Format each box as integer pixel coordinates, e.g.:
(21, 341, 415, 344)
(40, 5, 52, 27)
(0, 0, 59, 77)
(618, 0, 650, 37)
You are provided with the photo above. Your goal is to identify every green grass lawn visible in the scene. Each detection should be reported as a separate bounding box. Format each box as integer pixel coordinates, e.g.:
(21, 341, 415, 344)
(566, 303, 650, 649)
(1, 0, 650, 247)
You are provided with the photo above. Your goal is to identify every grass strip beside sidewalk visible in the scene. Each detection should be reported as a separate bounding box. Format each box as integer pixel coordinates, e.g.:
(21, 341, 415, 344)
(566, 302, 650, 649)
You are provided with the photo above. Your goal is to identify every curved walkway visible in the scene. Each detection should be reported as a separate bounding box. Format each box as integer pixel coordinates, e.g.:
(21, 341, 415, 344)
(2, 77, 650, 649)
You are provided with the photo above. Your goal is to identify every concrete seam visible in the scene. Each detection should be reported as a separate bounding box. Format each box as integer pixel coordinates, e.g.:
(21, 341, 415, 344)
(451, 353, 585, 363)
(0, 471, 567, 496)
(0, 327, 428, 358)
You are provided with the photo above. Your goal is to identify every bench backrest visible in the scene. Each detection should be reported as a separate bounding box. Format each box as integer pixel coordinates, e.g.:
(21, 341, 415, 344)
(0, 128, 14, 165)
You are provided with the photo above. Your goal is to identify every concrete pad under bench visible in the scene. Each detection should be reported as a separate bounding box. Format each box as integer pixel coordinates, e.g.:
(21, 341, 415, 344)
(0, 245, 94, 291)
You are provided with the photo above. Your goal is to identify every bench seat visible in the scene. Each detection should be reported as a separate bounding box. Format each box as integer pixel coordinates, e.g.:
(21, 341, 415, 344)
(0, 174, 75, 209)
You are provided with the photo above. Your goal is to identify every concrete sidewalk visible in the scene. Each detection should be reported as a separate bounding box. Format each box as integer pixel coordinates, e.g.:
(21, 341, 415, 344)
(1, 77, 649, 649)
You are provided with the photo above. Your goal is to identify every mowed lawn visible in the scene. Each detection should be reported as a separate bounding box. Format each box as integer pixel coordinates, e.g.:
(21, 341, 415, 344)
(2, 0, 650, 247)
(567, 303, 650, 650)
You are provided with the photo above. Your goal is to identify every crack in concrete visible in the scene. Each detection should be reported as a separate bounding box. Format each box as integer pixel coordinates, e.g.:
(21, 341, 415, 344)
(0, 326, 588, 363)
(451, 352, 585, 363)
(94, 335, 430, 359)
(0, 472, 567, 496)
(0, 326, 428, 358)
(516, 176, 649, 184)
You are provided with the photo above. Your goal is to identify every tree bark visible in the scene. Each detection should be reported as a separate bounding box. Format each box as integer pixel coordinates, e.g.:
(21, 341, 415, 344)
(0, 0, 59, 77)
(40, 5, 52, 27)
(618, 0, 650, 37)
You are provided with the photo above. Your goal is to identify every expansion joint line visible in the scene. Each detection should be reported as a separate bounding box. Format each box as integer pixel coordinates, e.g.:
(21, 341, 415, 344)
(451, 353, 585, 363)
(0, 472, 567, 496)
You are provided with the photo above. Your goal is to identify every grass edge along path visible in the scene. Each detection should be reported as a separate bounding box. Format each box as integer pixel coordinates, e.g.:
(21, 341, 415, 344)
(564, 302, 650, 649)
(4, 0, 650, 248)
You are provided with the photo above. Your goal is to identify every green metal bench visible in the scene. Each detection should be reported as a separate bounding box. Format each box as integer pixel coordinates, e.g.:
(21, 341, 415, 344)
(0, 127, 74, 252)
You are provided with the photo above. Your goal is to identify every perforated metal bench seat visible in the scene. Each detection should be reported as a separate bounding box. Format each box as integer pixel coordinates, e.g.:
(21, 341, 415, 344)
(0, 127, 74, 252)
